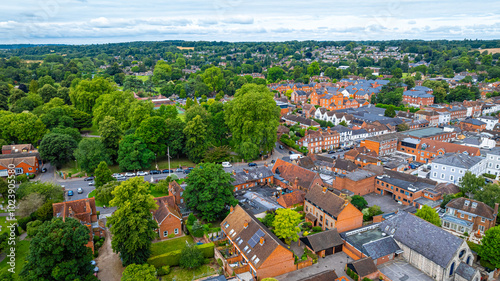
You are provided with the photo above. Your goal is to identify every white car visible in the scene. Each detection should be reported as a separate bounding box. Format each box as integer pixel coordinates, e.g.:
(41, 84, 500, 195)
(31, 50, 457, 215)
(222, 162, 232, 168)
(115, 175, 126, 181)
(124, 172, 136, 177)
(112, 173, 121, 178)
(137, 171, 148, 176)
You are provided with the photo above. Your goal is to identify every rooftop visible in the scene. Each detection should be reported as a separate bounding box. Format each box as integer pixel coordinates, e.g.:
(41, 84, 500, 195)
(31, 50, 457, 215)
(400, 127, 450, 139)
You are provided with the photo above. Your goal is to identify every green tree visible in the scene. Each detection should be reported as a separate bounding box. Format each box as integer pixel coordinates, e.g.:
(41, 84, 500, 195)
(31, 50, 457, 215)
(384, 106, 396, 117)
(117, 135, 155, 171)
(272, 208, 301, 244)
(95, 181, 119, 206)
(69, 78, 116, 114)
(92, 91, 135, 130)
(38, 84, 58, 103)
(183, 115, 208, 163)
(225, 84, 280, 160)
(127, 100, 155, 130)
(267, 67, 284, 83)
(29, 79, 39, 93)
(479, 226, 500, 268)
(136, 116, 169, 156)
(74, 138, 111, 173)
(404, 77, 415, 89)
(351, 195, 368, 210)
(307, 62, 320, 76)
(152, 60, 172, 83)
(202, 66, 225, 95)
(338, 120, 348, 127)
(17, 181, 64, 202)
(474, 183, 500, 208)
(459, 172, 484, 197)
(164, 118, 186, 157)
(94, 161, 115, 188)
(179, 243, 205, 269)
(0, 112, 47, 145)
(156, 104, 178, 120)
(51, 126, 82, 143)
(20, 218, 95, 281)
(39, 133, 78, 169)
(0, 178, 8, 199)
(122, 264, 156, 281)
(107, 177, 158, 266)
(392, 68, 403, 78)
(415, 205, 441, 226)
(98, 116, 123, 163)
(396, 123, 410, 132)
(183, 163, 238, 221)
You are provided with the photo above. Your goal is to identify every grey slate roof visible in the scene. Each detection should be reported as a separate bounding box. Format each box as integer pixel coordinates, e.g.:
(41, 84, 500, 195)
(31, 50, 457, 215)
(403, 90, 434, 98)
(299, 229, 343, 252)
(362, 236, 401, 260)
(231, 167, 273, 185)
(432, 153, 484, 169)
(455, 262, 477, 280)
(378, 211, 464, 268)
(461, 119, 486, 126)
(488, 146, 500, 156)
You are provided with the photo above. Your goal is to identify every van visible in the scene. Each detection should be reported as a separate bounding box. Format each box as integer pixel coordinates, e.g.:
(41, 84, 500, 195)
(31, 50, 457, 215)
(222, 162, 232, 168)
(290, 154, 302, 160)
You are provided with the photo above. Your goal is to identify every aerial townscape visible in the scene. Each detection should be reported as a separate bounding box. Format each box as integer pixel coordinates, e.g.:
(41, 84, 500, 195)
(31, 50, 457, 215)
(1, 2, 500, 281)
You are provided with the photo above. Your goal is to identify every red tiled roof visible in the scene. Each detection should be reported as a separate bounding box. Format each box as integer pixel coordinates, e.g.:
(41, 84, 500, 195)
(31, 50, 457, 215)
(277, 190, 306, 208)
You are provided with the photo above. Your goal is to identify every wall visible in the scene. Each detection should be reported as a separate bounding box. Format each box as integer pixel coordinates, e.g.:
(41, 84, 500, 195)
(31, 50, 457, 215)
(332, 175, 376, 196)
(336, 204, 363, 233)
(158, 214, 182, 240)
(257, 245, 296, 280)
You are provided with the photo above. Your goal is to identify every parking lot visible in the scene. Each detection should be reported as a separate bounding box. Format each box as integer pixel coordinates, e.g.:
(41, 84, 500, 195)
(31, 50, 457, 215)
(364, 192, 403, 213)
(276, 252, 354, 281)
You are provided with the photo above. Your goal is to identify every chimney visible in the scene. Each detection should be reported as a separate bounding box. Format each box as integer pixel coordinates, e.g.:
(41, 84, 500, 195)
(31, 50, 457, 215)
(230, 206, 234, 214)
(244, 222, 249, 229)
(232, 170, 236, 175)
(264, 164, 268, 168)
(259, 237, 265, 246)
(243, 169, 249, 174)
(294, 177, 299, 189)
(305, 130, 308, 136)
(495, 203, 499, 215)
(322, 186, 327, 193)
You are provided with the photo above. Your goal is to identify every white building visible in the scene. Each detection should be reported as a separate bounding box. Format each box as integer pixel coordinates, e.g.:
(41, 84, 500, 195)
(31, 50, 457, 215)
(486, 147, 500, 179)
(430, 153, 486, 184)
(477, 116, 499, 130)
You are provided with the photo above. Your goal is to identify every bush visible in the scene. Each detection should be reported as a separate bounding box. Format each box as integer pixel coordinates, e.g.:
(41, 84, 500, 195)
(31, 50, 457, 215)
(191, 220, 205, 237)
(26, 220, 42, 238)
(28, 174, 35, 179)
(179, 243, 205, 269)
(167, 233, 175, 238)
(93, 249, 99, 258)
(483, 173, 496, 179)
(312, 226, 322, 232)
(293, 205, 304, 212)
(197, 243, 215, 258)
(16, 174, 28, 183)
(187, 213, 196, 226)
(217, 258, 223, 267)
(18, 215, 36, 231)
(303, 231, 309, 236)
(157, 265, 171, 276)
(148, 251, 183, 267)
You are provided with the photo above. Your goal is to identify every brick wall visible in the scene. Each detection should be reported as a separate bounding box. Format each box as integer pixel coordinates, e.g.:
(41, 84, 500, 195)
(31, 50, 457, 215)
(157, 215, 182, 240)
(332, 175, 376, 196)
(257, 245, 296, 280)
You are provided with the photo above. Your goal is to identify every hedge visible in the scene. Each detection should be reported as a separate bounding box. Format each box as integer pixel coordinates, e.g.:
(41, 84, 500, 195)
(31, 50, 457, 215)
(483, 173, 496, 179)
(148, 242, 214, 268)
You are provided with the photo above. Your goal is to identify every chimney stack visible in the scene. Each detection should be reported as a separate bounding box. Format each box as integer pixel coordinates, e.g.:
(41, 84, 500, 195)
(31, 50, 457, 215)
(232, 170, 236, 175)
(322, 186, 327, 193)
(243, 169, 249, 174)
(495, 203, 499, 215)
(294, 177, 299, 189)
(259, 237, 265, 246)
(230, 206, 234, 214)
(244, 222, 249, 229)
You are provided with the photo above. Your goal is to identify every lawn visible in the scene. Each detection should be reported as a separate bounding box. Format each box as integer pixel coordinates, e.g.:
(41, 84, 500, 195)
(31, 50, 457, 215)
(0, 239, 30, 278)
(155, 157, 195, 170)
(87, 190, 104, 207)
(87, 183, 168, 205)
(161, 264, 217, 281)
(151, 236, 194, 257)
(81, 124, 99, 135)
(135, 75, 150, 82)
(0, 216, 14, 234)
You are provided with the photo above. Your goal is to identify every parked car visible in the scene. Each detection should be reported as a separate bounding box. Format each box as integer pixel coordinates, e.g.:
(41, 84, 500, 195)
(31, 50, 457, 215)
(137, 171, 148, 176)
(222, 162, 232, 168)
(77, 188, 84, 194)
(112, 173, 121, 178)
(289, 150, 294, 155)
(248, 163, 257, 167)
(175, 168, 183, 172)
(115, 175, 126, 181)
(84, 176, 95, 181)
(41, 167, 47, 173)
(183, 169, 191, 174)
(149, 170, 161, 174)
(271, 159, 276, 163)
(125, 172, 135, 177)
(67, 190, 73, 196)
(88, 181, 95, 186)
(161, 169, 173, 174)
(279, 145, 284, 150)
(187, 167, 194, 170)
(328, 151, 335, 154)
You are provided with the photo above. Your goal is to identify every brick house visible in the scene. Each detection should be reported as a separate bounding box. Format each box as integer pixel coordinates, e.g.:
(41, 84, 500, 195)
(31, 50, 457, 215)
(331, 169, 377, 196)
(297, 129, 340, 153)
(168, 181, 185, 205)
(232, 166, 274, 191)
(153, 196, 183, 240)
(347, 258, 379, 280)
(332, 159, 358, 174)
(459, 119, 486, 132)
(277, 190, 306, 208)
(0, 144, 41, 177)
(304, 184, 363, 232)
(442, 198, 499, 235)
(53, 198, 104, 252)
(290, 90, 309, 104)
(398, 138, 481, 164)
(415, 110, 440, 126)
(272, 159, 324, 191)
(221, 205, 296, 279)
(402, 90, 434, 107)
(282, 114, 320, 129)
(360, 134, 398, 156)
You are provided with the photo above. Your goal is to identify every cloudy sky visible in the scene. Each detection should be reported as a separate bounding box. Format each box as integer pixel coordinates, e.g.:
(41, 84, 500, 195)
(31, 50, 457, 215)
(1, 0, 499, 44)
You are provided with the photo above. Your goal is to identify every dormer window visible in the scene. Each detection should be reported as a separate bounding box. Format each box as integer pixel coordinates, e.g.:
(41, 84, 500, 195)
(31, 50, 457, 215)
(464, 200, 470, 207)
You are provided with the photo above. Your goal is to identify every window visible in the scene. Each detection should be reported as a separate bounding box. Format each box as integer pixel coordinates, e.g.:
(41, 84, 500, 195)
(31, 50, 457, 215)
(174, 228, 179, 235)
(225, 223, 230, 229)
(441, 173, 445, 179)
(28, 167, 32, 171)
(461, 213, 464, 218)
(433, 172, 437, 177)
(450, 175, 454, 181)
(442, 166, 446, 170)
(451, 168, 455, 172)
(479, 225, 485, 232)
(163, 231, 168, 237)
(481, 217, 486, 222)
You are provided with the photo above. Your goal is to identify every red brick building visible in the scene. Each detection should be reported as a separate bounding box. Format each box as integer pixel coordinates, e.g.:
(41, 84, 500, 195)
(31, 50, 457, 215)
(153, 196, 183, 240)
(168, 181, 185, 205)
(232, 167, 274, 191)
(297, 129, 340, 154)
(443, 198, 499, 235)
(0, 144, 41, 177)
(221, 205, 296, 279)
(304, 184, 363, 232)
(402, 90, 434, 107)
(53, 198, 104, 252)
(398, 138, 480, 164)
(360, 134, 398, 156)
(272, 159, 324, 191)
(277, 190, 306, 208)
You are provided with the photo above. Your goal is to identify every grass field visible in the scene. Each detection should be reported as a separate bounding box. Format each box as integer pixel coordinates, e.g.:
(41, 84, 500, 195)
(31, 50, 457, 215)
(135, 75, 150, 81)
(176, 46, 195, 50)
(155, 157, 195, 170)
(161, 264, 217, 281)
(0, 239, 30, 278)
(478, 48, 500, 54)
(81, 124, 99, 135)
(151, 235, 194, 257)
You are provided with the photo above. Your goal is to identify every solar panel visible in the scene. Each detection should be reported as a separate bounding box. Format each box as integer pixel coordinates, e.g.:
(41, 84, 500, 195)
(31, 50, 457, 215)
(248, 229, 265, 248)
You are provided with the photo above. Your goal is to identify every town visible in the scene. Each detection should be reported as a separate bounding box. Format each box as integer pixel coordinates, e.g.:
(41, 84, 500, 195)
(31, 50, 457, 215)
(0, 39, 499, 281)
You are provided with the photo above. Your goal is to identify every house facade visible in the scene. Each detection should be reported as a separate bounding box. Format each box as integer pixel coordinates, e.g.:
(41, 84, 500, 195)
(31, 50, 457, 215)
(297, 129, 340, 153)
(0, 144, 41, 177)
(360, 134, 398, 156)
(486, 147, 500, 179)
(304, 184, 363, 232)
(153, 196, 183, 240)
(442, 198, 498, 235)
(430, 153, 486, 184)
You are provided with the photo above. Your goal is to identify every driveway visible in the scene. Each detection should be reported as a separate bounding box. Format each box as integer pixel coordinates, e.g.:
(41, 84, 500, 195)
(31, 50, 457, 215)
(275, 252, 354, 281)
(95, 228, 124, 281)
(378, 259, 433, 281)
(364, 192, 403, 213)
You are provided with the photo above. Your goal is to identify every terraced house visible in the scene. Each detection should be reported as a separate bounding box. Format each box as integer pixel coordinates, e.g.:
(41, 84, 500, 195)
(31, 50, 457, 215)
(297, 128, 340, 153)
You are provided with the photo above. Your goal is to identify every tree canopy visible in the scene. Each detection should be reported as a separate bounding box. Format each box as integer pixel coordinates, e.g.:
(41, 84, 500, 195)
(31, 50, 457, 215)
(415, 205, 441, 226)
(272, 208, 301, 244)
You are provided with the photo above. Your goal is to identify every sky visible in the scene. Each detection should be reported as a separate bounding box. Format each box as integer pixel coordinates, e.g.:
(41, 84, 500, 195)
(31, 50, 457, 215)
(1, 0, 499, 45)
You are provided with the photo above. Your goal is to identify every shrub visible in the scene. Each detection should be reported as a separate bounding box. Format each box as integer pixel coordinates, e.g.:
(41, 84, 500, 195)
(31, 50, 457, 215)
(197, 243, 215, 258)
(179, 243, 204, 269)
(16, 174, 28, 183)
(303, 231, 309, 236)
(483, 173, 496, 179)
(26, 220, 42, 238)
(93, 249, 99, 258)
(157, 265, 171, 276)
(18, 215, 35, 231)
(191, 220, 205, 237)
(168, 233, 175, 238)
(187, 213, 196, 226)
(217, 258, 223, 267)
(293, 205, 304, 212)
(312, 226, 322, 232)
